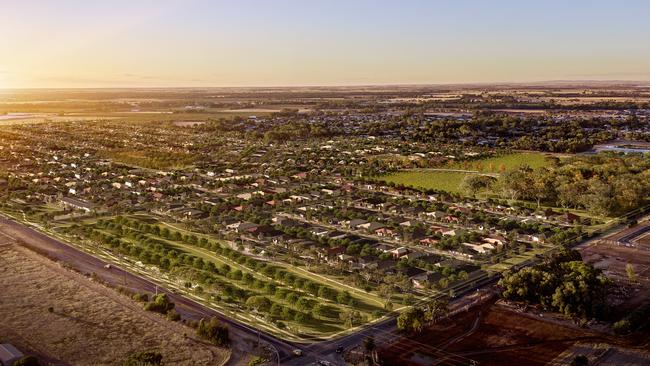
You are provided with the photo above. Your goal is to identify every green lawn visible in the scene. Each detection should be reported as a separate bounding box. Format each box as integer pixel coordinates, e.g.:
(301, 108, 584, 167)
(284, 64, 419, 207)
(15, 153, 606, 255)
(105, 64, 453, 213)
(458, 152, 553, 172)
(378, 152, 554, 194)
(381, 170, 473, 194)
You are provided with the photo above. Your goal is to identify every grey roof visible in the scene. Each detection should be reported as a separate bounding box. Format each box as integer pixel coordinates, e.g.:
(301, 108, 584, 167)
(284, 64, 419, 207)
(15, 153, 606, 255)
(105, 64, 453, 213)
(61, 197, 96, 210)
(0, 343, 24, 364)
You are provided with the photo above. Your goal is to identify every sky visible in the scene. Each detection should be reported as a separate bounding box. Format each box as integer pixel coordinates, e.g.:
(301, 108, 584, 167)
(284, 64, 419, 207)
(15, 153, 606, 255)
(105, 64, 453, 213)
(1, 0, 649, 88)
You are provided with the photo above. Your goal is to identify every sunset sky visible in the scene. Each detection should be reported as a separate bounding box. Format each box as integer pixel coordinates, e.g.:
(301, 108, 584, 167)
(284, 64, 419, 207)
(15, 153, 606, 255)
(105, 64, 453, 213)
(1, 0, 649, 88)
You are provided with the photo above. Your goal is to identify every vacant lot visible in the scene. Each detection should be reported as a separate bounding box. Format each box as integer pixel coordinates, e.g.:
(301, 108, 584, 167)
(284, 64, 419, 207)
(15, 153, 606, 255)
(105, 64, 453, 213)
(581, 235, 650, 317)
(0, 245, 228, 366)
(379, 302, 615, 366)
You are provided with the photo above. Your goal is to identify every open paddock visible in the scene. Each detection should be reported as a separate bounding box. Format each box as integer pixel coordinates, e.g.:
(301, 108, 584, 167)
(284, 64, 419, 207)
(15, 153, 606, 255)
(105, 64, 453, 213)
(0, 244, 228, 366)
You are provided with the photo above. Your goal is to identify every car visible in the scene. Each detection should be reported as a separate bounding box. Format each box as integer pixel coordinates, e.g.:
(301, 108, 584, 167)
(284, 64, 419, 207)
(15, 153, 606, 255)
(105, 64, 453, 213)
(104, 264, 112, 269)
(335, 346, 344, 354)
(318, 361, 332, 366)
(292, 349, 303, 357)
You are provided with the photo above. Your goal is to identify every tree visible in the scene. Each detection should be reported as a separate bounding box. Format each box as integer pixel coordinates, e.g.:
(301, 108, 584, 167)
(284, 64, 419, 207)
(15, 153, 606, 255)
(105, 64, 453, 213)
(123, 351, 163, 366)
(340, 310, 362, 328)
(424, 299, 449, 324)
(499, 254, 609, 320)
(626, 263, 637, 283)
(246, 296, 272, 313)
(460, 174, 497, 197)
(570, 355, 589, 366)
(363, 335, 376, 353)
(397, 307, 425, 333)
(144, 293, 175, 315)
(197, 317, 230, 346)
(295, 297, 313, 312)
(13, 356, 41, 366)
(311, 303, 327, 319)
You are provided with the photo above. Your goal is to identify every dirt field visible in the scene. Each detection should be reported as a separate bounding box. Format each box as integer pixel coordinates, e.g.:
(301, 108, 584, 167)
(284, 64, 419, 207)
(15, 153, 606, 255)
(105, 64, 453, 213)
(378, 302, 618, 366)
(581, 234, 650, 317)
(0, 244, 229, 366)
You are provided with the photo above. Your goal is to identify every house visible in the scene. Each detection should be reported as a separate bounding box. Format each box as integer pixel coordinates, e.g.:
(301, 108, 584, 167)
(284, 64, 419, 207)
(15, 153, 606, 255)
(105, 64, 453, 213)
(326, 230, 348, 240)
(60, 197, 96, 212)
(322, 246, 346, 262)
(462, 242, 495, 254)
(376, 259, 397, 273)
(375, 243, 393, 253)
(357, 255, 379, 269)
(0, 344, 24, 366)
(419, 237, 439, 246)
(361, 222, 386, 232)
(229, 222, 259, 233)
(430, 225, 447, 234)
(375, 227, 396, 237)
(443, 215, 460, 224)
(399, 266, 427, 282)
(404, 250, 425, 260)
(310, 227, 330, 237)
(204, 198, 222, 206)
(250, 225, 283, 239)
(442, 229, 457, 237)
(179, 208, 207, 221)
(412, 272, 444, 289)
(562, 212, 581, 224)
(347, 219, 368, 229)
(483, 235, 506, 246)
(272, 216, 301, 228)
(397, 219, 413, 227)
(236, 192, 253, 200)
(391, 246, 409, 259)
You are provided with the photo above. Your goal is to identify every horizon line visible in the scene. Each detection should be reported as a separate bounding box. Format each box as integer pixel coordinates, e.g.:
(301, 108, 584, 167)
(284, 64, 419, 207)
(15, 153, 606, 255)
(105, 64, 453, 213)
(2, 79, 650, 91)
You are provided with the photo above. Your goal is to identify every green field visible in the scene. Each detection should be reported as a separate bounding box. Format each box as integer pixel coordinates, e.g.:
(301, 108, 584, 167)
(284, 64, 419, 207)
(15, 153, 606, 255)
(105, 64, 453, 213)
(381, 170, 472, 194)
(448, 152, 552, 172)
(379, 152, 553, 194)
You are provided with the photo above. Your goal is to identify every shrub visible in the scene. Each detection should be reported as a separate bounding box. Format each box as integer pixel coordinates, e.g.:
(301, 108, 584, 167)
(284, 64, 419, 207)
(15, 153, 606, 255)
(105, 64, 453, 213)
(144, 293, 175, 315)
(13, 356, 41, 366)
(123, 351, 163, 366)
(166, 309, 181, 321)
(197, 317, 230, 346)
(133, 293, 149, 302)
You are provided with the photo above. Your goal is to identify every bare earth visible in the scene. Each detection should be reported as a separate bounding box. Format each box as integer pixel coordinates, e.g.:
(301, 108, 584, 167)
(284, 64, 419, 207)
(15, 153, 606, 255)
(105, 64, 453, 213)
(0, 244, 229, 366)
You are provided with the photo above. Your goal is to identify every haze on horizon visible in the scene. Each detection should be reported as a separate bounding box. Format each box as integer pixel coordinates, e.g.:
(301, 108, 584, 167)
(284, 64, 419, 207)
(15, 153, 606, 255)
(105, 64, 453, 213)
(1, 0, 649, 89)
